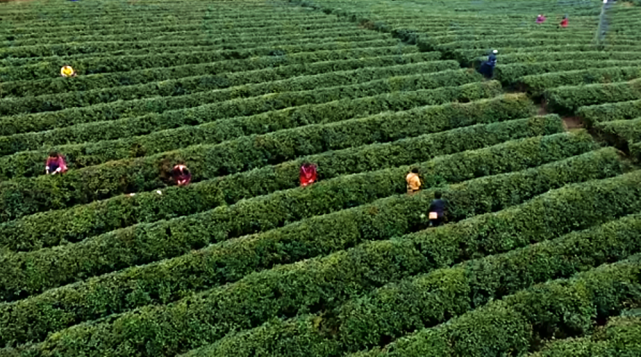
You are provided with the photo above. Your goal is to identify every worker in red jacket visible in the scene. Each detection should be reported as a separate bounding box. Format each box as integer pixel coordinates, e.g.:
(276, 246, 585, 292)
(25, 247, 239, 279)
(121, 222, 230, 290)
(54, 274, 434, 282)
(171, 164, 192, 186)
(299, 163, 317, 187)
(45, 151, 68, 175)
(560, 15, 568, 28)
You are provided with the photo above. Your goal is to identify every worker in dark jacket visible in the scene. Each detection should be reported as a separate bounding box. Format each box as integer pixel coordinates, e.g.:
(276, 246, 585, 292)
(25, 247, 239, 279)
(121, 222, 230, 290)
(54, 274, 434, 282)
(487, 50, 497, 66)
(428, 191, 447, 227)
(479, 50, 498, 78)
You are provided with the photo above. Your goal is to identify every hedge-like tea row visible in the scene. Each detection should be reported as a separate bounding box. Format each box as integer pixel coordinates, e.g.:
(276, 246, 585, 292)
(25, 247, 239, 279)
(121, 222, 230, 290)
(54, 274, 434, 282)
(546, 78, 641, 114)
(494, 61, 641, 86)
(1, 6, 324, 25)
(0, 23, 372, 60)
(632, 141, 641, 161)
(1, 35, 397, 68)
(421, 32, 594, 47)
(354, 255, 641, 357)
(0, 58, 454, 117)
(2, 15, 350, 43)
(0, 28, 376, 63)
(0, 30, 392, 69)
(1, 8, 249, 23)
(0, 97, 535, 252)
(1, 19, 352, 47)
(0, 13, 331, 38)
(0, 10, 326, 34)
(0, 132, 596, 344)
(2, 150, 624, 355)
(0, 116, 562, 302)
(0, 52, 442, 124)
(0, 82, 507, 221)
(577, 99, 641, 127)
(0, 69, 487, 158)
(0, 51, 436, 96)
(454, 45, 641, 65)
(420, 35, 598, 55)
(2, 3, 300, 18)
(431, 38, 599, 54)
(185, 212, 641, 357)
(294, 0, 603, 19)
(493, 51, 641, 66)
(518, 66, 641, 94)
(0, 66, 476, 157)
(531, 316, 641, 357)
(594, 118, 641, 146)
(0, 69, 482, 174)
(1, 23, 375, 49)
(0, 45, 418, 81)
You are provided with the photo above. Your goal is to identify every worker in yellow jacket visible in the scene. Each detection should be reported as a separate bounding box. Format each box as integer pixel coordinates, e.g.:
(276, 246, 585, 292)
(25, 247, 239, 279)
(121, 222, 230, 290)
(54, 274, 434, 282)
(60, 65, 76, 77)
(406, 168, 421, 194)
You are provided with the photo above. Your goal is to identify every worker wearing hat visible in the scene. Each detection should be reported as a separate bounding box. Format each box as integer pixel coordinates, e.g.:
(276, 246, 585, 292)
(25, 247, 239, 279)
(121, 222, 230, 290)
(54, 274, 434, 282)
(60, 65, 77, 77)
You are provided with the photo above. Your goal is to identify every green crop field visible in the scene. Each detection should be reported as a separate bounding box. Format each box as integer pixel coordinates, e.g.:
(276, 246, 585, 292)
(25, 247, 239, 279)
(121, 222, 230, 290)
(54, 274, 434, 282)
(1, 0, 641, 356)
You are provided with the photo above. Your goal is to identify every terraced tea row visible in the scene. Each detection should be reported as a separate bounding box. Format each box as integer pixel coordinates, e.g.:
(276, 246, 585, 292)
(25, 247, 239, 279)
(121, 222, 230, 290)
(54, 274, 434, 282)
(3, 24, 382, 48)
(0, 130, 598, 346)
(185, 210, 641, 356)
(1, 35, 398, 67)
(0, 67, 479, 163)
(0, 57, 452, 117)
(3, 15, 352, 43)
(0, 96, 535, 252)
(0, 52, 440, 115)
(1, 44, 419, 81)
(2, 0, 641, 355)
(546, 78, 641, 113)
(1, 151, 628, 355)
(0, 81, 503, 222)
(0, 114, 558, 303)
(353, 255, 641, 357)
(0, 58, 460, 148)
(530, 316, 641, 356)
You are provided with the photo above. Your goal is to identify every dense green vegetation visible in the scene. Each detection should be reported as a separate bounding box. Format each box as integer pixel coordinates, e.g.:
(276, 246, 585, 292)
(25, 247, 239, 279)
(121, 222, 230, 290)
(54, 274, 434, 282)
(1, 0, 640, 356)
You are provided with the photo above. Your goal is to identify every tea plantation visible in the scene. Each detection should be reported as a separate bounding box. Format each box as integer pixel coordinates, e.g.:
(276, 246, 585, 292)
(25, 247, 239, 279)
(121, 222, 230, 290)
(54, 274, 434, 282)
(0, 0, 641, 356)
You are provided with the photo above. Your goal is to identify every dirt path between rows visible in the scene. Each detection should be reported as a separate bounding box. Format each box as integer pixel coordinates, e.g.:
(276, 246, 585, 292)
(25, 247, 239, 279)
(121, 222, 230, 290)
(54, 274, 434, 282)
(536, 100, 584, 131)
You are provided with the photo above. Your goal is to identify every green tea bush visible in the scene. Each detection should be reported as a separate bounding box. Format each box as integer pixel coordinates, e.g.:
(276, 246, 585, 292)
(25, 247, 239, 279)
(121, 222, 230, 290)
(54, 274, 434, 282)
(0, 132, 597, 345)
(186, 213, 641, 357)
(546, 78, 641, 114)
(0, 52, 441, 100)
(0, 115, 566, 303)
(577, 99, 641, 127)
(355, 255, 641, 357)
(0, 117, 574, 253)
(531, 316, 641, 357)
(0, 149, 623, 353)
(518, 66, 641, 94)
(0, 82, 510, 221)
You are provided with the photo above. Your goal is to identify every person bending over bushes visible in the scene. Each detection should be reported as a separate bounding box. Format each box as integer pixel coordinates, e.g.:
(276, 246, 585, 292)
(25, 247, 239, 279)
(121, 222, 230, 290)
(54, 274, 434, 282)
(406, 167, 421, 194)
(60, 65, 76, 77)
(428, 191, 447, 227)
(479, 50, 498, 78)
(45, 151, 67, 175)
(300, 163, 318, 187)
(560, 15, 569, 28)
(171, 164, 192, 186)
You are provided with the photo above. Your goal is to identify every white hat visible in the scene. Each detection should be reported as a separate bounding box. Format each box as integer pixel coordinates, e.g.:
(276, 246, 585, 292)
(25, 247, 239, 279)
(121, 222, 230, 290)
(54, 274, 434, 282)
(493, 50, 498, 54)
